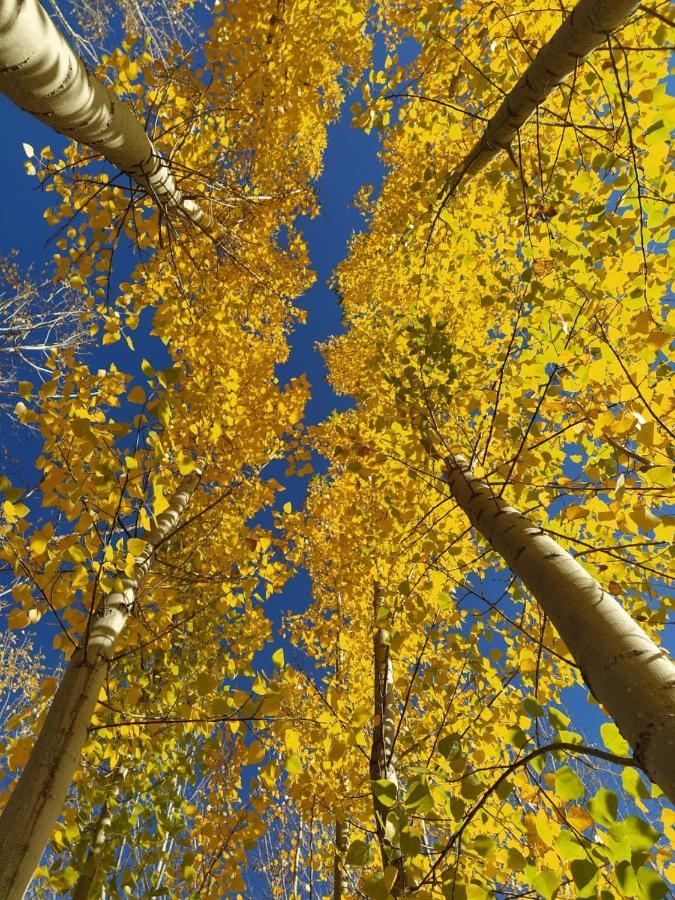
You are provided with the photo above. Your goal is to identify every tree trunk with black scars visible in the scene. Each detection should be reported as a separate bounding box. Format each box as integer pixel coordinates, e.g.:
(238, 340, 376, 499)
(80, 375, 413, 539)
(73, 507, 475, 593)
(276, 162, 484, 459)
(0, 468, 202, 900)
(442, 455, 675, 803)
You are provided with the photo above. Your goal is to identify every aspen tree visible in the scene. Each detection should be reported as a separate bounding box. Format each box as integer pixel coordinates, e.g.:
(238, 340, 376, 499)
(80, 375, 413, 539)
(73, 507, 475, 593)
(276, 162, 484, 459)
(437, 453, 675, 802)
(326, 0, 672, 891)
(369, 582, 407, 892)
(71, 794, 114, 900)
(0, 0, 214, 230)
(333, 820, 349, 900)
(0, 467, 201, 900)
(333, 602, 349, 900)
(441, 0, 641, 197)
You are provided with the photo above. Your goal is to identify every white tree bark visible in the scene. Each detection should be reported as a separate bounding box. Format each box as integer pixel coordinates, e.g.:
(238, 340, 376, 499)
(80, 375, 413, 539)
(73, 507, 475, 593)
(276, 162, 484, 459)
(443, 456, 675, 802)
(72, 796, 112, 900)
(0, 468, 201, 900)
(0, 0, 214, 231)
(444, 0, 640, 196)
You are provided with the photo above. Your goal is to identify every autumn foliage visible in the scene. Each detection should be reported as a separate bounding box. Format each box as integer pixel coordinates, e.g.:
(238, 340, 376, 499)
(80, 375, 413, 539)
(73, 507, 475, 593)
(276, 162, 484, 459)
(0, 0, 673, 897)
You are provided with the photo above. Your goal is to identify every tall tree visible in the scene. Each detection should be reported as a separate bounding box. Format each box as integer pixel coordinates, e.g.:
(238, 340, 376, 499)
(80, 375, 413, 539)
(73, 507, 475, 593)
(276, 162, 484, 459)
(0, 463, 201, 896)
(0, 1, 372, 895)
(0, 0, 214, 229)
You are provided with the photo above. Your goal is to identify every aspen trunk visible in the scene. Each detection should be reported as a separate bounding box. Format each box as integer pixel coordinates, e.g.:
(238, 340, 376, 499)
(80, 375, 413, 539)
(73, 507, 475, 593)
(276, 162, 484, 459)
(291, 813, 303, 899)
(0, 469, 201, 899)
(333, 819, 349, 900)
(72, 798, 112, 900)
(369, 583, 406, 894)
(0, 0, 214, 231)
(333, 609, 348, 900)
(444, 0, 640, 196)
(443, 457, 675, 801)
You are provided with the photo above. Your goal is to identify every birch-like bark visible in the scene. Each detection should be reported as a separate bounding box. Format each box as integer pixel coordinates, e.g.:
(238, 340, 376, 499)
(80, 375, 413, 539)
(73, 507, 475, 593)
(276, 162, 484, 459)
(71, 798, 112, 900)
(369, 582, 406, 894)
(0, 468, 201, 900)
(72, 765, 128, 900)
(442, 456, 675, 801)
(444, 0, 640, 196)
(0, 0, 214, 232)
(291, 813, 303, 899)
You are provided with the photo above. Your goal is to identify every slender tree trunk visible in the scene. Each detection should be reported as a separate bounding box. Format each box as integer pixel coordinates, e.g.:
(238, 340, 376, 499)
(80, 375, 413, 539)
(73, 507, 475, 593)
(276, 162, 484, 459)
(369, 582, 407, 894)
(333, 608, 348, 900)
(72, 799, 112, 900)
(0, 468, 201, 899)
(333, 819, 349, 900)
(442, 456, 675, 801)
(291, 813, 303, 899)
(444, 0, 640, 196)
(73, 766, 127, 900)
(0, 0, 214, 231)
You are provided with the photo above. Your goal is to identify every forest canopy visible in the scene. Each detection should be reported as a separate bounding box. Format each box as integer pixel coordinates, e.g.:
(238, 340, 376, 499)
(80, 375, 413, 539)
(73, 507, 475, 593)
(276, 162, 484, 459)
(0, 0, 673, 897)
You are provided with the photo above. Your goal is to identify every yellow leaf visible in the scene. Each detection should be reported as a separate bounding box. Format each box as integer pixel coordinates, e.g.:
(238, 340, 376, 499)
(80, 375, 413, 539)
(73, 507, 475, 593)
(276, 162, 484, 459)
(8, 609, 29, 629)
(154, 486, 168, 516)
(629, 505, 660, 532)
(284, 753, 303, 774)
(272, 647, 285, 667)
(126, 537, 146, 557)
(196, 672, 216, 696)
(30, 523, 53, 556)
(644, 466, 672, 488)
(127, 385, 146, 404)
(40, 676, 58, 698)
(210, 697, 229, 718)
(284, 729, 300, 754)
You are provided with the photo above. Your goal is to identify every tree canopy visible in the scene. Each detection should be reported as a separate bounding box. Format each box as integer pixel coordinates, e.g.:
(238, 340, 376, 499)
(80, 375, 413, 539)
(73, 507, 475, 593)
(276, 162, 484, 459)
(0, 0, 672, 897)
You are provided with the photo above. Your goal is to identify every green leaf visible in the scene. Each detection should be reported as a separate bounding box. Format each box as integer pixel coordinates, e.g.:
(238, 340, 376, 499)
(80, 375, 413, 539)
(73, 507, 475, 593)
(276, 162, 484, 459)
(522, 696, 545, 717)
(532, 870, 560, 899)
(345, 838, 372, 867)
(473, 835, 495, 858)
(588, 788, 617, 826)
(548, 706, 571, 729)
(600, 722, 629, 756)
(506, 726, 528, 749)
(555, 830, 586, 862)
(459, 773, 483, 801)
(437, 733, 461, 760)
(372, 778, 398, 808)
(616, 860, 638, 895)
(362, 874, 389, 900)
(495, 777, 513, 800)
(621, 767, 649, 804)
(554, 765, 585, 801)
(571, 859, 598, 895)
(609, 815, 659, 852)
(636, 866, 669, 899)
(404, 778, 434, 812)
(61, 867, 79, 888)
(506, 847, 527, 871)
